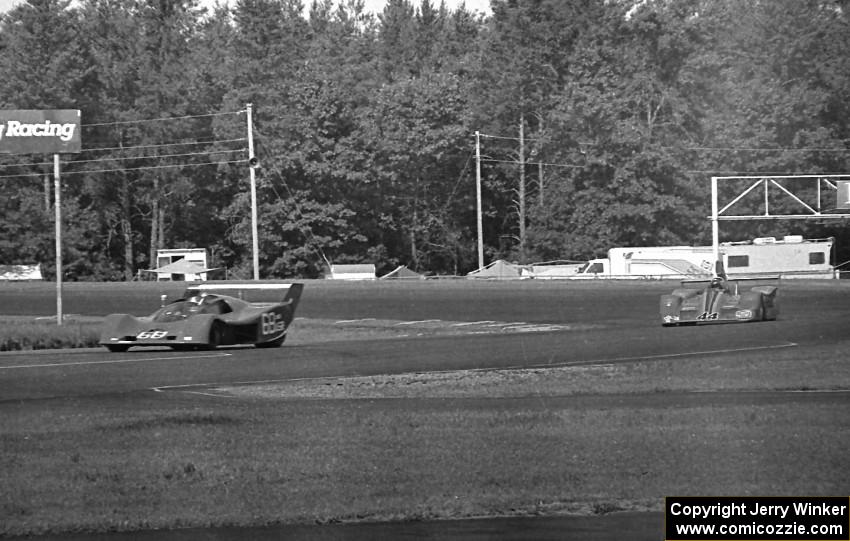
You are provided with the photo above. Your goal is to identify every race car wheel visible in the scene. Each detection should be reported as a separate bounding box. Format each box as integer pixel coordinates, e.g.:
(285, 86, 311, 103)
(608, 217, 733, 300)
(740, 291, 765, 321)
(207, 321, 224, 349)
(105, 345, 129, 353)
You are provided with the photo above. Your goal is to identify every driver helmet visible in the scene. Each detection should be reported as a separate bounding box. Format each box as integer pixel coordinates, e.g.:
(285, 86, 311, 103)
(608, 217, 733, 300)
(187, 292, 208, 307)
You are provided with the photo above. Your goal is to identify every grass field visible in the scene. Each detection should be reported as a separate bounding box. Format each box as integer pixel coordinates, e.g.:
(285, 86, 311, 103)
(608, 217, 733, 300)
(3, 348, 847, 536)
(0, 317, 102, 351)
(1, 281, 849, 536)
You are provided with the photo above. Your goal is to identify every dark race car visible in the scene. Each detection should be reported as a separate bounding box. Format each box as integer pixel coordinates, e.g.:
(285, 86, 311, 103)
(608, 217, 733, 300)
(99, 283, 303, 352)
(659, 275, 779, 326)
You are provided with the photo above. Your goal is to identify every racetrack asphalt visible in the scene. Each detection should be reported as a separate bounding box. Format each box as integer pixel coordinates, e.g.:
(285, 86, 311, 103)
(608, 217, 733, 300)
(0, 300, 837, 403)
(2, 279, 849, 539)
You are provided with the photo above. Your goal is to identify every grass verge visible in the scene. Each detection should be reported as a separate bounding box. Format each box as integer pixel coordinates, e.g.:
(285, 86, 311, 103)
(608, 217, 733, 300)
(0, 317, 102, 351)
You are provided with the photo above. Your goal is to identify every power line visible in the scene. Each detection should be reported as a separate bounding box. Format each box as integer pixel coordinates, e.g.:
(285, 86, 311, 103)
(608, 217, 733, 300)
(81, 109, 244, 128)
(250, 128, 334, 269)
(677, 145, 850, 153)
(83, 137, 247, 153)
(478, 132, 547, 143)
(441, 151, 473, 213)
(0, 159, 247, 179)
(68, 147, 246, 166)
(477, 131, 594, 149)
(66, 159, 248, 175)
(1, 146, 246, 170)
(480, 157, 583, 168)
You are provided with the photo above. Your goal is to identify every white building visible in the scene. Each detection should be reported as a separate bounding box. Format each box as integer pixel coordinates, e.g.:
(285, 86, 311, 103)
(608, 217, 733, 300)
(149, 248, 215, 281)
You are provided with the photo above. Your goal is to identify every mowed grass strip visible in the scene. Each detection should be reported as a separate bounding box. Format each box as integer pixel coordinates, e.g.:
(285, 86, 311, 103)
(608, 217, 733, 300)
(2, 391, 846, 535)
(2, 350, 848, 536)
(215, 343, 850, 399)
(0, 317, 102, 351)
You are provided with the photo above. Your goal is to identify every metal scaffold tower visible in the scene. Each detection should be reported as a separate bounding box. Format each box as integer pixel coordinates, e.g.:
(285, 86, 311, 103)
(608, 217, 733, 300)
(710, 174, 850, 264)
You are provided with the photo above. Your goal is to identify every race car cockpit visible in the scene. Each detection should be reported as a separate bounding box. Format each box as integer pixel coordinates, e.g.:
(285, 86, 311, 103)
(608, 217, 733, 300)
(152, 294, 232, 322)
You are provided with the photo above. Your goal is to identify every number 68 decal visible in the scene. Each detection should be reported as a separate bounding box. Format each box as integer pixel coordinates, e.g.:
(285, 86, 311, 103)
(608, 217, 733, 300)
(261, 312, 286, 335)
(137, 330, 168, 339)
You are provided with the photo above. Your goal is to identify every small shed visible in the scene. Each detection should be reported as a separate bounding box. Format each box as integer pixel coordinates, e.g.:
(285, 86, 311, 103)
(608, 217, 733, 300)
(379, 265, 424, 280)
(524, 262, 585, 279)
(0, 264, 43, 281)
(466, 260, 524, 280)
(152, 248, 210, 281)
(144, 259, 219, 281)
(329, 264, 376, 280)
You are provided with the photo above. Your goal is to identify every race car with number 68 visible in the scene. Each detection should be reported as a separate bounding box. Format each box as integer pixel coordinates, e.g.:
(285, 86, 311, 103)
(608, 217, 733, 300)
(99, 283, 303, 352)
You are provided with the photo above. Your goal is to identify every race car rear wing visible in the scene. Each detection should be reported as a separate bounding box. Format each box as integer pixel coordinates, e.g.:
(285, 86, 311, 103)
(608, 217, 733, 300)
(681, 275, 781, 285)
(680, 275, 780, 295)
(682, 260, 780, 284)
(183, 282, 304, 309)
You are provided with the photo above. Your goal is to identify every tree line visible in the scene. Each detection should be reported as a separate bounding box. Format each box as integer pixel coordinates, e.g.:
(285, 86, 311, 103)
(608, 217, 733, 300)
(2, 0, 849, 280)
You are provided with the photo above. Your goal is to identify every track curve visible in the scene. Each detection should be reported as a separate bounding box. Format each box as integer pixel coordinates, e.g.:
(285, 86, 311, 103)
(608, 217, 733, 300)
(2, 280, 847, 402)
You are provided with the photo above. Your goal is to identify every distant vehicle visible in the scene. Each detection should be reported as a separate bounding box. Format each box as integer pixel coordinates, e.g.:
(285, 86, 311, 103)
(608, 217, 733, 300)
(659, 272, 779, 326)
(99, 283, 303, 352)
(574, 236, 834, 279)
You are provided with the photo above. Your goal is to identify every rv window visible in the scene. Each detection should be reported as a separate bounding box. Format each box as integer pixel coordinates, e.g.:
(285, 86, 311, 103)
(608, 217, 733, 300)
(587, 262, 604, 274)
(727, 255, 749, 268)
(809, 252, 825, 265)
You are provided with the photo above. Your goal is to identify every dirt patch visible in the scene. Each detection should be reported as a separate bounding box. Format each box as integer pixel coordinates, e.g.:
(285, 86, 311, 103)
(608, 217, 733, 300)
(214, 364, 622, 399)
(210, 342, 850, 400)
(287, 317, 601, 344)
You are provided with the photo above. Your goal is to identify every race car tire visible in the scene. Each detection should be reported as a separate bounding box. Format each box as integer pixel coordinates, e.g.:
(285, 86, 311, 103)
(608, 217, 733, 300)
(764, 302, 778, 321)
(739, 291, 765, 321)
(105, 344, 129, 353)
(205, 321, 225, 349)
(256, 334, 286, 348)
(757, 295, 777, 321)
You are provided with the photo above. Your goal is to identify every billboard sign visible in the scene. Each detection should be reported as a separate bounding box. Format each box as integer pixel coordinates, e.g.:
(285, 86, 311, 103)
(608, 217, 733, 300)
(0, 109, 81, 154)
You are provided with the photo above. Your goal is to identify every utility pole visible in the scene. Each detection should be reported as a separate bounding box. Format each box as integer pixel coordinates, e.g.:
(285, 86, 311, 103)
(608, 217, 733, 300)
(538, 160, 544, 207)
(246, 103, 259, 280)
(54, 154, 62, 325)
(518, 115, 526, 263)
(535, 113, 545, 208)
(475, 131, 484, 270)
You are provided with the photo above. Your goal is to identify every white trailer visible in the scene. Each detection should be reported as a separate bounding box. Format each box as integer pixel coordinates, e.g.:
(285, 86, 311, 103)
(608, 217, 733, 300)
(576, 246, 715, 279)
(722, 236, 834, 279)
(574, 237, 834, 279)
